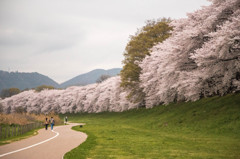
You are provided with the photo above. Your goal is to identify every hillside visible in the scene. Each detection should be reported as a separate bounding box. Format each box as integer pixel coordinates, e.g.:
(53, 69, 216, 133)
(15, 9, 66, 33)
(0, 70, 59, 91)
(0, 68, 121, 92)
(60, 68, 121, 88)
(64, 93, 240, 158)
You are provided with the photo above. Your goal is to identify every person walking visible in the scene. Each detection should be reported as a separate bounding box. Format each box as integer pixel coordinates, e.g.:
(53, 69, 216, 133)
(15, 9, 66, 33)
(65, 116, 68, 124)
(50, 117, 55, 130)
(45, 117, 49, 130)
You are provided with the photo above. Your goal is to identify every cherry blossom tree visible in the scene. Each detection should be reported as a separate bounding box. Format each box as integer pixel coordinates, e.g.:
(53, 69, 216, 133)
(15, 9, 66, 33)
(140, 0, 240, 108)
(0, 76, 139, 113)
(0, 0, 239, 113)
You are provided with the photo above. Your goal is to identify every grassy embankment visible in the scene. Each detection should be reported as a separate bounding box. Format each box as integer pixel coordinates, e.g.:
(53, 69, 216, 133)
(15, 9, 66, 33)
(63, 93, 240, 159)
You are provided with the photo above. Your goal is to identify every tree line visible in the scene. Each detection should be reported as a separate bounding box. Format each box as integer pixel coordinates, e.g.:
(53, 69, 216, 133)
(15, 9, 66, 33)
(2, 0, 236, 114)
(0, 85, 55, 99)
(0, 74, 113, 99)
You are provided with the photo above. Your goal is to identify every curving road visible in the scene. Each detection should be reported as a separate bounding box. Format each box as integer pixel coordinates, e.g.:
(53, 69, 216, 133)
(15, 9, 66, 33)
(0, 123, 87, 159)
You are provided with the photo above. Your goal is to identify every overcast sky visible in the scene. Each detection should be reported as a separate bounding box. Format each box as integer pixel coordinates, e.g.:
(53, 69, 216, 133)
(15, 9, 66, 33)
(0, 0, 211, 83)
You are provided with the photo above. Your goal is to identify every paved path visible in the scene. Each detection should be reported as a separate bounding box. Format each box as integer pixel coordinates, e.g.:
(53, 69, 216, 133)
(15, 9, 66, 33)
(0, 123, 87, 159)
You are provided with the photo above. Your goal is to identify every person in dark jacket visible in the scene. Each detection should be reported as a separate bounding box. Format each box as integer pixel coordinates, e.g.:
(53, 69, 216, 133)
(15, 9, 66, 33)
(45, 117, 49, 130)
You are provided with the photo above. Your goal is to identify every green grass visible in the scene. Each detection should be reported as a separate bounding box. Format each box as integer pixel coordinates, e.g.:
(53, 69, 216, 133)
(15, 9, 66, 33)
(63, 93, 240, 159)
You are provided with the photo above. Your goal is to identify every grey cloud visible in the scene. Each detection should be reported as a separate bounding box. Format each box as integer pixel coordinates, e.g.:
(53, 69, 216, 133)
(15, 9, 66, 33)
(0, 0, 211, 83)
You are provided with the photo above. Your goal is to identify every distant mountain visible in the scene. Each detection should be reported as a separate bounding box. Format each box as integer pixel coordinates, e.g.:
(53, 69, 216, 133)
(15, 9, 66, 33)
(60, 68, 122, 88)
(0, 70, 59, 91)
(0, 68, 122, 92)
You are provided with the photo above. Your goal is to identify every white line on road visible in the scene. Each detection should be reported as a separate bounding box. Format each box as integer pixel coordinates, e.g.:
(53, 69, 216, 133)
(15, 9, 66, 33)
(0, 128, 59, 158)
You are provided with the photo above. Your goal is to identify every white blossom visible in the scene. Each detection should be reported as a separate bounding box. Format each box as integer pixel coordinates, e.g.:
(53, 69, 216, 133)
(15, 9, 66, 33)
(140, 0, 240, 107)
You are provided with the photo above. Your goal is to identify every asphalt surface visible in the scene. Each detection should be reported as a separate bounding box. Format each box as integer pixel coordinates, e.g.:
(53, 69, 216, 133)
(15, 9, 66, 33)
(0, 123, 87, 159)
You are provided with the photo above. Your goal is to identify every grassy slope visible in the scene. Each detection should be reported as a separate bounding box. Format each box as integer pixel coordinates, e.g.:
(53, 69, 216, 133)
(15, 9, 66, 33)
(63, 93, 240, 159)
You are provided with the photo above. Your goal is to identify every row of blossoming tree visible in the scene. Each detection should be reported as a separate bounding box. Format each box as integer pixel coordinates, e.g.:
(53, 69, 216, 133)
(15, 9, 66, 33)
(0, 0, 239, 114)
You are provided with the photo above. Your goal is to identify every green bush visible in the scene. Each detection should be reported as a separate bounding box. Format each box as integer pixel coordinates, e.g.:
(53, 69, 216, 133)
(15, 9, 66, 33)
(35, 85, 55, 92)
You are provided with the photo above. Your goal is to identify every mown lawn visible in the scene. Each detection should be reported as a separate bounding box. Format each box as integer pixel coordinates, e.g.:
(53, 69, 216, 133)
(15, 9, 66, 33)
(63, 93, 240, 159)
